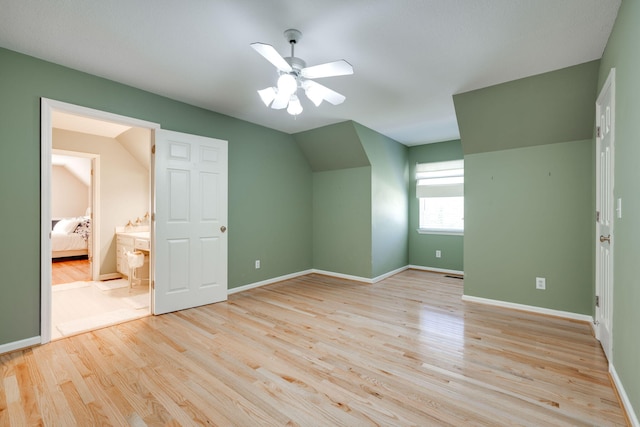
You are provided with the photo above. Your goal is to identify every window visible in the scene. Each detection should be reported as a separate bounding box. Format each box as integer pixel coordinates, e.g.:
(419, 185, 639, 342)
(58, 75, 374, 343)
(416, 160, 464, 234)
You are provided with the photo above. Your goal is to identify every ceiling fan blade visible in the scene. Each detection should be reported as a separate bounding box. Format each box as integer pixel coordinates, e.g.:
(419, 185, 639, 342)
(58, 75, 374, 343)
(250, 42, 293, 73)
(303, 80, 346, 105)
(300, 60, 353, 79)
(270, 90, 290, 109)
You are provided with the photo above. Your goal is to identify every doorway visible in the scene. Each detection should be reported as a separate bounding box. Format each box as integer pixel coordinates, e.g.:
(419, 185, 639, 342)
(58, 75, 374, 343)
(41, 98, 229, 344)
(41, 99, 160, 343)
(51, 149, 98, 284)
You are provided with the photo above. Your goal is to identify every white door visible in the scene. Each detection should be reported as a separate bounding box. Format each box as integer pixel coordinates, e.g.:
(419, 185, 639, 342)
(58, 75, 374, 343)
(153, 129, 228, 315)
(595, 69, 615, 361)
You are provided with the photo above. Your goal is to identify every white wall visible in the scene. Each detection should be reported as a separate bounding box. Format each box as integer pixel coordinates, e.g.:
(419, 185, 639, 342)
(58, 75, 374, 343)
(53, 128, 150, 275)
(52, 165, 89, 219)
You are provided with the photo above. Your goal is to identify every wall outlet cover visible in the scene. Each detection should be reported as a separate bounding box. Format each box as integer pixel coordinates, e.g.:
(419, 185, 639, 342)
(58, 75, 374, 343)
(536, 277, 546, 290)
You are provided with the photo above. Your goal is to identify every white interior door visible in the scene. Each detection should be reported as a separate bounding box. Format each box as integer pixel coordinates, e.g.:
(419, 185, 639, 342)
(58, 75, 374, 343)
(153, 129, 228, 315)
(595, 69, 615, 361)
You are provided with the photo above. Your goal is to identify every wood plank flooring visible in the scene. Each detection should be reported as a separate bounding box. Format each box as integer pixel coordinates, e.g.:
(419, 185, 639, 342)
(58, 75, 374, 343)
(0, 270, 628, 426)
(51, 259, 90, 285)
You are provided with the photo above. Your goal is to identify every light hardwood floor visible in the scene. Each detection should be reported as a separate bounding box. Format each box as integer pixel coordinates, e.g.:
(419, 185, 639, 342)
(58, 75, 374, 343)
(51, 258, 90, 285)
(0, 270, 628, 426)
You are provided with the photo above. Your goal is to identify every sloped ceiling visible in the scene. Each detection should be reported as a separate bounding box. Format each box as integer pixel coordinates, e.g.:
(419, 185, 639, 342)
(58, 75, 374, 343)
(51, 154, 91, 186)
(0, 0, 621, 145)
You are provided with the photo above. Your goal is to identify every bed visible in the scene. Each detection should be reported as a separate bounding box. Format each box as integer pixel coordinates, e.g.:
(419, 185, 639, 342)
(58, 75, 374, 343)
(51, 216, 91, 259)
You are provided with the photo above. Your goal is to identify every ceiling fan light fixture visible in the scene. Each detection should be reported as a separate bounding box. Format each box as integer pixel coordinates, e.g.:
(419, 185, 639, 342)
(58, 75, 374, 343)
(257, 87, 277, 106)
(304, 84, 324, 107)
(277, 73, 297, 96)
(287, 95, 303, 116)
(252, 29, 353, 117)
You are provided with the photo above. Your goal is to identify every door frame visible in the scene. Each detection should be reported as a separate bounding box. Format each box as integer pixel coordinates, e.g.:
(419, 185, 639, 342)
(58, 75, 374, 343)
(594, 68, 615, 360)
(40, 98, 160, 344)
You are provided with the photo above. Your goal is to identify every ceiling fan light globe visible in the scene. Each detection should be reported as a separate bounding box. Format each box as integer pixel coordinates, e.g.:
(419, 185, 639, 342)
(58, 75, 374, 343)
(257, 87, 277, 106)
(287, 95, 303, 116)
(304, 85, 324, 107)
(277, 73, 297, 96)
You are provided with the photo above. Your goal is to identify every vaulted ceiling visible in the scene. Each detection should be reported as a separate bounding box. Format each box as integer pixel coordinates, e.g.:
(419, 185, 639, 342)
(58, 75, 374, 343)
(0, 0, 621, 145)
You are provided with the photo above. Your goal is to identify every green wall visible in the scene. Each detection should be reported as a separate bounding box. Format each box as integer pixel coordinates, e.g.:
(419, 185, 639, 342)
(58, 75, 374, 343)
(464, 141, 593, 314)
(454, 60, 600, 154)
(0, 47, 312, 345)
(598, 0, 640, 419)
(408, 140, 464, 271)
(454, 58, 600, 316)
(295, 121, 369, 171)
(355, 123, 409, 278)
(295, 121, 409, 279)
(312, 167, 372, 277)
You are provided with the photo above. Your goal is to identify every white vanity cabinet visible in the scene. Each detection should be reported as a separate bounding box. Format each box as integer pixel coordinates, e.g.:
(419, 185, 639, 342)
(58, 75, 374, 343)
(116, 232, 150, 279)
(116, 234, 134, 276)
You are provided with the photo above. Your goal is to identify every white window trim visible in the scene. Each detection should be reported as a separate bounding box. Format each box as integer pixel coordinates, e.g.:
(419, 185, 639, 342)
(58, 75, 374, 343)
(416, 159, 464, 233)
(417, 228, 464, 236)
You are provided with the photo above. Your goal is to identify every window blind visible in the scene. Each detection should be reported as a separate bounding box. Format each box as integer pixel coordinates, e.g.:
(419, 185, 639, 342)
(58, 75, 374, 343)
(416, 159, 464, 198)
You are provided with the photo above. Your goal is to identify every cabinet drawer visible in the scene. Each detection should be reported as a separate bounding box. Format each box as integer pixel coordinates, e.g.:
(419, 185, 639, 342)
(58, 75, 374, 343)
(135, 238, 150, 251)
(117, 235, 134, 246)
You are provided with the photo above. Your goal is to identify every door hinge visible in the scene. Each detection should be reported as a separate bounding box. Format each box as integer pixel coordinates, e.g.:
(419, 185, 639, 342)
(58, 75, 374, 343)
(596, 126, 602, 138)
(595, 295, 600, 308)
(151, 280, 155, 290)
(151, 145, 156, 154)
(596, 211, 600, 222)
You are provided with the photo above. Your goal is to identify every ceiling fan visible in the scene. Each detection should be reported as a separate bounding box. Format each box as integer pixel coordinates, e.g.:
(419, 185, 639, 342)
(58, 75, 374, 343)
(251, 29, 354, 116)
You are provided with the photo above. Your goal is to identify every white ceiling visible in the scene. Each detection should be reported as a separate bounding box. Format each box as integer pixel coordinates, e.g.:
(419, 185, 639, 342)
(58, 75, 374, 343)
(53, 111, 132, 138)
(51, 154, 91, 186)
(0, 0, 621, 145)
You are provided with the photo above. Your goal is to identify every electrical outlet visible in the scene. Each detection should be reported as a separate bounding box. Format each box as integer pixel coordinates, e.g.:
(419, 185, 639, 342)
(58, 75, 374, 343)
(435, 250, 441, 258)
(536, 277, 546, 290)
(255, 260, 261, 269)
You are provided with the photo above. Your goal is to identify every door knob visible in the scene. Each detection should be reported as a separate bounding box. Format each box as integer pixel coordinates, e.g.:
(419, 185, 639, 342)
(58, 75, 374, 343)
(220, 226, 227, 233)
(599, 234, 611, 243)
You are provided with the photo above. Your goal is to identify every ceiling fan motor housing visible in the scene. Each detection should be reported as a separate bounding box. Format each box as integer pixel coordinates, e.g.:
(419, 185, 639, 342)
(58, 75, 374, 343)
(284, 28, 302, 45)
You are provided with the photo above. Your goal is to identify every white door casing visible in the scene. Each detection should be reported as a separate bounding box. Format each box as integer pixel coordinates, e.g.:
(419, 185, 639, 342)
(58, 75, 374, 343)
(153, 129, 228, 315)
(40, 98, 160, 344)
(595, 68, 615, 362)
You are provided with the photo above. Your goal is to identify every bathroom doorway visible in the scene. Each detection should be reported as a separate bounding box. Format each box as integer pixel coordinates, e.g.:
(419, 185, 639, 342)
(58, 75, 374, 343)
(42, 99, 159, 342)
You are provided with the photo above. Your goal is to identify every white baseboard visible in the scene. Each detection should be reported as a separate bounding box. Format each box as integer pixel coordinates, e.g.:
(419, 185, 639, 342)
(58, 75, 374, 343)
(610, 364, 640, 427)
(311, 269, 374, 284)
(409, 265, 464, 276)
(0, 336, 41, 355)
(461, 294, 594, 323)
(99, 273, 122, 281)
(371, 265, 410, 283)
(229, 265, 451, 295)
(228, 270, 313, 295)
(313, 267, 413, 284)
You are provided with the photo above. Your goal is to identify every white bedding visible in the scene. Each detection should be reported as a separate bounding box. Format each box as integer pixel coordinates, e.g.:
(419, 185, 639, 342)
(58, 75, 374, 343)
(51, 231, 87, 252)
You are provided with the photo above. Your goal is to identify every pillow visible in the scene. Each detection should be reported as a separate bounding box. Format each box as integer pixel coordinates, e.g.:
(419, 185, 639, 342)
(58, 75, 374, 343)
(52, 217, 82, 234)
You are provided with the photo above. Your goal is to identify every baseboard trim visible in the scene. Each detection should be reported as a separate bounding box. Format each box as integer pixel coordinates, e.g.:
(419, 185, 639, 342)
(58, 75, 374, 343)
(610, 364, 640, 427)
(408, 265, 464, 276)
(229, 265, 463, 295)
(99, 273, 122, 281)
(311, 269, 373, 283)
(0, 336, 41, 355)
(371, 265, 410, 283)
(228, 270, 313, 295)
(461, 294, 594, 323)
